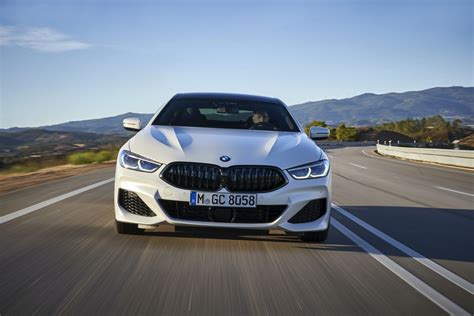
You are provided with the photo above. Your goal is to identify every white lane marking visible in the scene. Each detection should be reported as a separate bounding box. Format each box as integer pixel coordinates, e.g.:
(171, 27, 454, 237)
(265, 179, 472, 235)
(0, 178, 114, 224)
(327, 154, 334, 158)
(433, 186, 474, 198)
(331, 218, 469, 315)
(332, 204, 474, 294)
(362, 149, 474, 175)
(349, 163, 367, 170)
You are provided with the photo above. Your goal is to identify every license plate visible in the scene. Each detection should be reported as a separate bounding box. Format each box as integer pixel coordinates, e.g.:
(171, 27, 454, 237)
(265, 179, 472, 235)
(190, 192, 257, 208)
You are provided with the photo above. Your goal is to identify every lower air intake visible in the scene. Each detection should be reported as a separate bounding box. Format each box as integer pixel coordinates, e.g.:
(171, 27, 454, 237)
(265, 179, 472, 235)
(159, 200, 286, 223)
(288, 199, 327, 223)
(118, 189, 156, 217)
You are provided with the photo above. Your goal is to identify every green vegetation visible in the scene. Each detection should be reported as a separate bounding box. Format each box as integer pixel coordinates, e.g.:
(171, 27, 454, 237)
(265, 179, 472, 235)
(0, 148, 119, 174)
(375, 116, 464, 142)
(6, 161, 43, 173)
(335, 124, 358, 141)
(0, 157, 66, 174)
(304, 116, 470, 144)
(68, 150, 115, 165)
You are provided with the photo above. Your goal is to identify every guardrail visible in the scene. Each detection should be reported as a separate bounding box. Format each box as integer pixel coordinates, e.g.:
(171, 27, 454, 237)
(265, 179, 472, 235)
(317, 141, 376, 148)
(376, 144, 474, 168)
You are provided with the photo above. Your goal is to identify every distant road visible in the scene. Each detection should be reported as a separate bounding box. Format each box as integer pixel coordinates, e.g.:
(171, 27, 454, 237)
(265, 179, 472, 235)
(1, 146, 473, 314)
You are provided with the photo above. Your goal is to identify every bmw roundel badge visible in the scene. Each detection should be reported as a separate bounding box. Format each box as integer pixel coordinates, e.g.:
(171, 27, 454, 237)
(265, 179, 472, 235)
(220, 155, 231, 162)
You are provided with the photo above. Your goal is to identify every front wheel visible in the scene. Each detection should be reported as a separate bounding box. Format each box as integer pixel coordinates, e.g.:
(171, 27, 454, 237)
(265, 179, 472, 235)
(115, 220, 144, 235)
(300, 228, 329, 242)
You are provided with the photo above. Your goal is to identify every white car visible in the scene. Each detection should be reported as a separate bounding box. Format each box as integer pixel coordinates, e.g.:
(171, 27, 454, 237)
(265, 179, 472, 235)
(115, 93, 331, 242)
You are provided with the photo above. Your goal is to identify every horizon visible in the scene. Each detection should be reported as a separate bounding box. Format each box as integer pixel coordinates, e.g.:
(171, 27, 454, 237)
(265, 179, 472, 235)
(2, 85, 472, 129)
(1, 0, 472, 128)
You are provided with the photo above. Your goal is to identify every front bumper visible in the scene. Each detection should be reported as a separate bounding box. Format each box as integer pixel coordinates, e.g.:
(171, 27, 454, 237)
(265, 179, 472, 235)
(114, 162, 331, 232)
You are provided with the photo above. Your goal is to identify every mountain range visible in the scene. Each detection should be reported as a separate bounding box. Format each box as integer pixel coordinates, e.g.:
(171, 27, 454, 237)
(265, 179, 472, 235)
(4, 113, 154, 136)
(2, 87, 473, 136)
(0, 129, 127, 156)
(291, 86, 473, 126)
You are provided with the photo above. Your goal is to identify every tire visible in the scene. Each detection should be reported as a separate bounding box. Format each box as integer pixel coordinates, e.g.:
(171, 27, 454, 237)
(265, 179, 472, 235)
(115, 220, 144, 235)
(300, 228, 329, 243)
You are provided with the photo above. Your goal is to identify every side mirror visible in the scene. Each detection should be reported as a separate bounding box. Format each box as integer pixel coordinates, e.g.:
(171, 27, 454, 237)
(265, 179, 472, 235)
(310, 126, 330, 140)
(123, 117, 142, 132)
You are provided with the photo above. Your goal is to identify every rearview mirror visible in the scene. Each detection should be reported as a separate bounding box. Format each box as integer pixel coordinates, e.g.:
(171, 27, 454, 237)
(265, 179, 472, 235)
(216, 106, 239, 114)
(123, 117, 142, 132)
(310, 126, 330, 140)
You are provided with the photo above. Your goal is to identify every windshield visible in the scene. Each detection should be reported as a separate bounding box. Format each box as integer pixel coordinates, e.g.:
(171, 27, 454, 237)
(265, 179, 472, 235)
(152, 98, 299, 132)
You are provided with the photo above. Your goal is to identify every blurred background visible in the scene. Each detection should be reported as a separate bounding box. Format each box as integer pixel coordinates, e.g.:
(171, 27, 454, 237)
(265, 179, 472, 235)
(0, 0, 472, 178)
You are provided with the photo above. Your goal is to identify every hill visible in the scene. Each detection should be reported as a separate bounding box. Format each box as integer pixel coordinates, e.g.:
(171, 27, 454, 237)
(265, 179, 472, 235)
(0, 129, 127, 159)
(40, 112, 154, 135)
(290, 86, 474, 126)
(2, 112, 153, 135)
(1, 87, 473, 135)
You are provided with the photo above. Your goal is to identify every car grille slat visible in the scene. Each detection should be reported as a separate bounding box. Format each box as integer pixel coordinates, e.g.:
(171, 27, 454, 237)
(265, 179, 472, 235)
(159, 200, 286, 223)
(162, 163, 286, 192)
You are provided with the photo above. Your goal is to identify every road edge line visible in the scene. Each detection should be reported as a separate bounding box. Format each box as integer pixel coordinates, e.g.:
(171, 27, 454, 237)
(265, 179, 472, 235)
(331, 218, 469, 315)
(0, 178, 114, 224)
(433, 186, 474, 198)
(332, 203, 474, 295)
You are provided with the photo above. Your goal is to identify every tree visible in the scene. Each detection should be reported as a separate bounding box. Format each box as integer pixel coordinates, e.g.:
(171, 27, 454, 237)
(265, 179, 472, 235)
(452, 119, 462, 129)
(336, 123, 358, 141)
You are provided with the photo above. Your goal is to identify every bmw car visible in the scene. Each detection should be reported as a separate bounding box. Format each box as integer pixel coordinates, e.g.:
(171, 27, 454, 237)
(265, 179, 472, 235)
(115, 93, 331, 242)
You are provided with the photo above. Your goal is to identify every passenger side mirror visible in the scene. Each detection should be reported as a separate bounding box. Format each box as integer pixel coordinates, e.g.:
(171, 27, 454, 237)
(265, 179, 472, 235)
(310, 126, 330, 140)
(123, 117, 142, 132)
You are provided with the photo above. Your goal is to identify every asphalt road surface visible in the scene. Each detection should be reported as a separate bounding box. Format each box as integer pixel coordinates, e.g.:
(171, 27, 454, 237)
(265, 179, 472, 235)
(1, 146, 473, 315)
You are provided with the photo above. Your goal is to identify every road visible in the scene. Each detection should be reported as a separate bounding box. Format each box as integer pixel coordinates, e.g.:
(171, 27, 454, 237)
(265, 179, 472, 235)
(1, 146, 473, 315)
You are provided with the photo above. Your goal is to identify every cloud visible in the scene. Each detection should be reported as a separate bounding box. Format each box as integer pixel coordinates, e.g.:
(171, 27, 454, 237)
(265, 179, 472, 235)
(0, 26, 91, 52)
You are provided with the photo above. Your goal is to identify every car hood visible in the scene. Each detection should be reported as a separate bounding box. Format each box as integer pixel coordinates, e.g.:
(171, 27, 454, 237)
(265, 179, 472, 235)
(129, 126, 322, 169)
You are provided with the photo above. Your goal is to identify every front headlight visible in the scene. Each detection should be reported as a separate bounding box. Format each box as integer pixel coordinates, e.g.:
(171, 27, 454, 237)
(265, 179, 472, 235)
(287, 160, 330, 179)
(119, 150, 161, 173)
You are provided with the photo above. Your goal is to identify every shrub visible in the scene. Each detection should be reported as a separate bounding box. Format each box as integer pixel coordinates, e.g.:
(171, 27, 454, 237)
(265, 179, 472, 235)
(67, 149, 117, 165)
(95, 150, 114, 163)
(68, 152, 97, 165)
(7, 162, 41, 173)
(336, 123, 358, 141)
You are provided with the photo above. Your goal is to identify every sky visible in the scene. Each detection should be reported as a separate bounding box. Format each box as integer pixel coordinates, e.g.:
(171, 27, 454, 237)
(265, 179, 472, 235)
(0, 0, 472, 128)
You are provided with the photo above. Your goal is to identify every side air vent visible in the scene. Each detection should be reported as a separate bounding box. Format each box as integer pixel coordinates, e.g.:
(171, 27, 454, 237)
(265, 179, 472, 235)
(118, 189, 156, 217)
(288, 199, 326, 224)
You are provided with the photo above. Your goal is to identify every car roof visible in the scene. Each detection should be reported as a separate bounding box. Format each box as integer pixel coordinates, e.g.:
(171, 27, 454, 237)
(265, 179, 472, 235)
(173, 92, 282, 104)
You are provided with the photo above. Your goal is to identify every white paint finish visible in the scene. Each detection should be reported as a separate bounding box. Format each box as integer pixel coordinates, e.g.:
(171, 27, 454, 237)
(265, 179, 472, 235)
(331, 218, 469, 316)
(130, 125, 324, 169)
(349, 163, 367, 170)
(332, 204, 474, 294)
(433, 186, 474, 198)
(0, 178, 114, 224)
(116, 120, 333, 229)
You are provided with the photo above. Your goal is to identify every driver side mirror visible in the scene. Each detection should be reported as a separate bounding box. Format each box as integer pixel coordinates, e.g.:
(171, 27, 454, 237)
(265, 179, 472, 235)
(123, 117, 142, 132)
(310, 126, 330, 140)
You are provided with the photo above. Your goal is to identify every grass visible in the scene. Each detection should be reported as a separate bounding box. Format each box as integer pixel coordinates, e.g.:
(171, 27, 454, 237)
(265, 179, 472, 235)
(0, 148, 119, 174)
(67, 150, 115, 165)
(6, 161, 43, 173)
